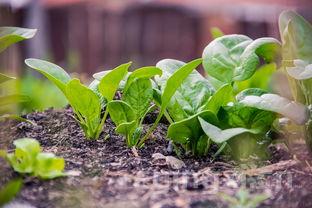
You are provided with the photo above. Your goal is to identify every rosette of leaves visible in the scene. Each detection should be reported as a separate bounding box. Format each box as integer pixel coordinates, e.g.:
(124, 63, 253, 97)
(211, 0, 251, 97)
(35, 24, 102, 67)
(155, 59, 235, 156)
(0, 138, 66, 179)
(25, 59, 131, 139)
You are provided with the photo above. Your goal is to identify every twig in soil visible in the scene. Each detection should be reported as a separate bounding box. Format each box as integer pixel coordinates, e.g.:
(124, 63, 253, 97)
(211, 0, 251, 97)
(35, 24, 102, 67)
(243, 160, 298, 176)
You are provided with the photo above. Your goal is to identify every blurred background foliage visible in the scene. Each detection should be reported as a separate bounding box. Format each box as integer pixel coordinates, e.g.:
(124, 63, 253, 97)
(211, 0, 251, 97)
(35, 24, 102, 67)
(0, 0, 311, 113)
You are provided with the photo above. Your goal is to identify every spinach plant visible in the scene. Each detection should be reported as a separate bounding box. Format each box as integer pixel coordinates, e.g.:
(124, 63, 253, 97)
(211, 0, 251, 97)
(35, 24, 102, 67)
(1, 138, 66, 179)
(25, 59, 130, 139)
(278, 11, 312, 150)
(106, 66, 162, 147)
(155, 59, 233, 156)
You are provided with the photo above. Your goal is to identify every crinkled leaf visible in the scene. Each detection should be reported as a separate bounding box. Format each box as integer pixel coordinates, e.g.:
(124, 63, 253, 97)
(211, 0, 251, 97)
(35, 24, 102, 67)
(35, 153, 65, 179)
(199, 117, 259, 143)
(286, 59, 312, 80)
(236, 88, 268, 102)
(0, 179, 22, 206)
(156, 59, 213, 121)
(123, 66, 162, 92)
(123, 79, 153, 118)
(239, 93, 309, 125)
(88, 79, 106, 107)
(7, 138, 41, 173)
(25, 59, 71, 93)
(98, 62, 131, 101)
(0, 27, 37, 53)
(220, 102, 276, 133)
(202, 35, 280, 83)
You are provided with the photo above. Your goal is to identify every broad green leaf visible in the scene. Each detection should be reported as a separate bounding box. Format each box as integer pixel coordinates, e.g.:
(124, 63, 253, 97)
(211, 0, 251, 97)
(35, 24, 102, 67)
(204, 84, 233, 114)
(98, 62, 131, 102)
(0, 27, 37, 53)
(202, 35, 280, 83)
(199, 117, 259, 143)
(167, 110, 217, 144)
(115, 121, 136, 136)
(0, 73, 15, 84)
(239, 93, 309, 125)
(123, 79, 153, 118)
(236, 88, 268, 101)
(235, 63, 276, 92)
(35, 153, 65, 179)
(161, 58, 203, 110)
(156, 58, 213, 121)
(279, 11, 312, 60)
(66, 79, 101, 136)
(286, 59, 312, 80)
(0, 179, 22, 206)
(220, 102, 275, 133)
(7, 138, 41, 173)
(123, 66, 162, 92)
(279, 11, 312, 105)
(107, 100, 136, 126)
(25, 58, 71, 93)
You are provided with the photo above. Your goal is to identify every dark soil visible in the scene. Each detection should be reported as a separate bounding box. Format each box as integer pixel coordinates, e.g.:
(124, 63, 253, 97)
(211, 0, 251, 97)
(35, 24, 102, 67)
(1, 108, 312, 208)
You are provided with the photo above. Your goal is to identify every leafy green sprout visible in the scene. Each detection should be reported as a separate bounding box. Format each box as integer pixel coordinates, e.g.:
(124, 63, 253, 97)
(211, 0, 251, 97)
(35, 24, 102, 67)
(220, 188, 270, 208)
(25, 59, 131, 140)
(0, 179, 23, 207)
(1, 138, 66, 179)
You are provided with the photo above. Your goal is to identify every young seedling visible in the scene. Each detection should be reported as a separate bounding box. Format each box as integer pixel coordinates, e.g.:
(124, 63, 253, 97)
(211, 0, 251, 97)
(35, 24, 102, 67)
(1, 138, 66, 179)
(106, 66, 162, 147)
(0, 179, 22, 207)
(25, 59, 131, 139)
(220, 188, 270, 208)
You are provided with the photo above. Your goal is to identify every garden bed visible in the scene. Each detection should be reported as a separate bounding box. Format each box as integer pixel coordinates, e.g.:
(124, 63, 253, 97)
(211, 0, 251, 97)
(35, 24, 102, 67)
(1, 108, 312, 208)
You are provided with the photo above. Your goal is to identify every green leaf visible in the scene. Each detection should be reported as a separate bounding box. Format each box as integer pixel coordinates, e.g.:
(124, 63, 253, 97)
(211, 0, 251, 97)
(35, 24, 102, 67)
(123, 79, 153, 118)
(98, 62, 131, 102)
(167, 110, 217, 144)
(236, 88, 268, 102)
(7, 138, 41, 173)
(279, 11, 312, 105)
(210, 27, 224, 39)
(202, 35, 280, 83)
(0, 27, 37, 53)
(123, 66, 162, 92)
(204, 84, 233, 114)
(66, 79, 101, 138)
(88, 79, 106, 107)
(107, 100, 136, 126)
(220, 102, 275, 133)
(116, 121, 136, 136)
(25, 59, 71, 93)
(34, 153, 66, 179)
(235, 63, 276, 92)
(199, 117, 259, 143)
(0, 114, 35, 125)
(138, 59, 203, 147)
(156, 59, 213, 121)
(239, 93, 309, 125)
(0, 179, 22, 206)
(0, 73, 15, 84)
(279, 11, 312, 60)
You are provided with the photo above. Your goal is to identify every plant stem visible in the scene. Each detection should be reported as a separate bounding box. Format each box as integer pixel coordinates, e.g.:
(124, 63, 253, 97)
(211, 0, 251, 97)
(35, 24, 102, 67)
(138, 111, 163, 147)
(95, 109, 109, 140)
